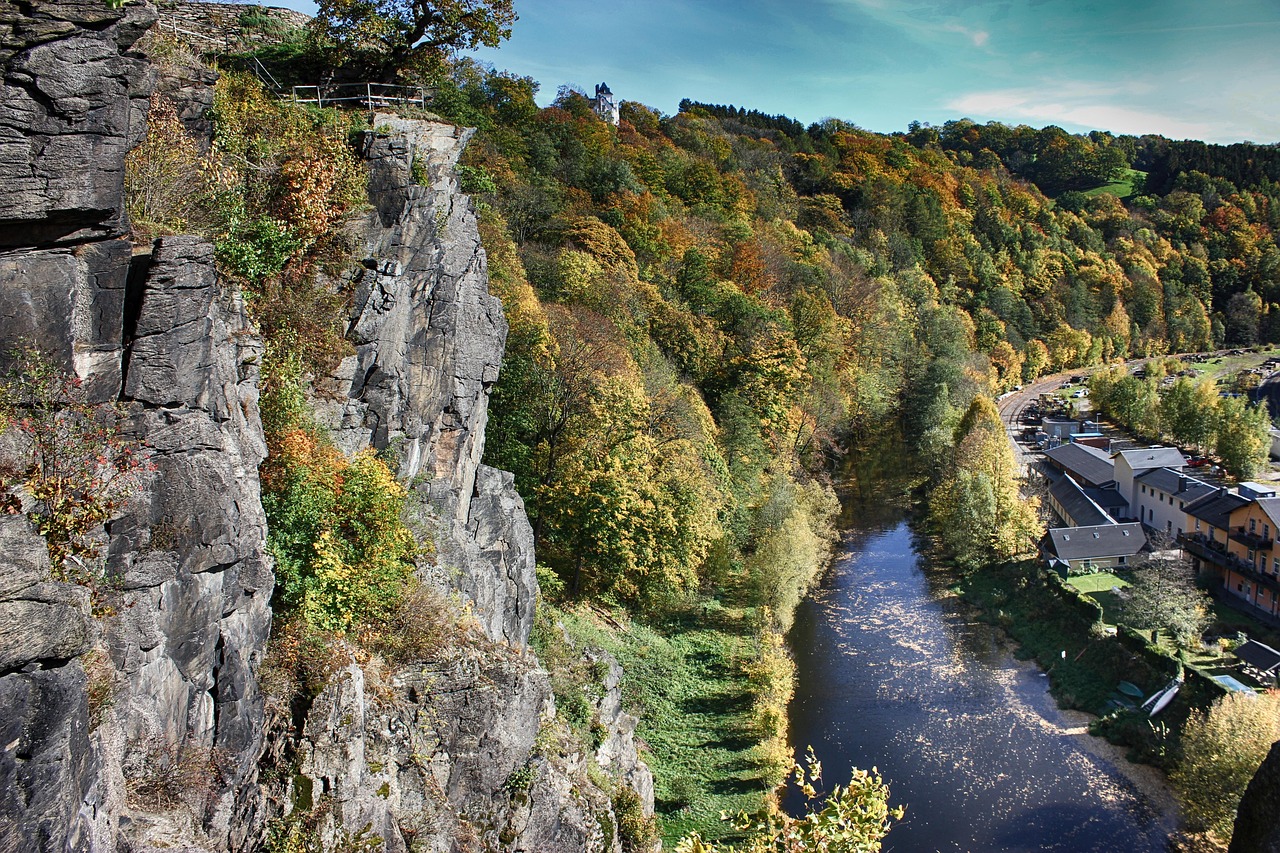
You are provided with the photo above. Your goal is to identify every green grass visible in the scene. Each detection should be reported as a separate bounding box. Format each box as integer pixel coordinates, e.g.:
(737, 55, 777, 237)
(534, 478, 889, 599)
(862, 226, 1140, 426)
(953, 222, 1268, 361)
(552, 603, 772, 847)
(1067, 572, 1128, 595)
(1081, 168, 1147, 200)
(1068, 573, 1129, 624)
(1187, 346, 1279, 384)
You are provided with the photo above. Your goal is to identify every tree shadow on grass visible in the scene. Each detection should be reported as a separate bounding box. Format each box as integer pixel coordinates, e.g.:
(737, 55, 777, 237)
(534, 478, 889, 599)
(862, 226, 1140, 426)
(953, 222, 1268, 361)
(682, 688, 753, 718)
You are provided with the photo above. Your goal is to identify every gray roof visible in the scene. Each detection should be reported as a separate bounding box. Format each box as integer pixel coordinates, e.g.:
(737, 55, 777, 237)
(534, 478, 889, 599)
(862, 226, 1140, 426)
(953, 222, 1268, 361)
(1235, 639, 1280, 674)
(1114, 446, 1186, 471)
(1044, 523, 1147, 560)
(1084, 485, 1129, 514)
(1252, 497, 1280, 531)
(1049, 474, 1114, 527)
(1183, 489, 1250, 528)
(1044, 442, 1115, 487)
(1135, 468, 1216, 503)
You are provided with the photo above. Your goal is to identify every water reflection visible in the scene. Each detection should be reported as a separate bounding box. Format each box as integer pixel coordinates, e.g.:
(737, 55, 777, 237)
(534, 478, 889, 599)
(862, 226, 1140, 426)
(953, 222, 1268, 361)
(787, 519, 1174, 852)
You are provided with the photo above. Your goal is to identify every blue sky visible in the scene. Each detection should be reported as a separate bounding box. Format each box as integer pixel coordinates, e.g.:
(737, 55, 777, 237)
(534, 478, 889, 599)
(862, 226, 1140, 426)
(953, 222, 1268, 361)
(277, 0, 1280, 143)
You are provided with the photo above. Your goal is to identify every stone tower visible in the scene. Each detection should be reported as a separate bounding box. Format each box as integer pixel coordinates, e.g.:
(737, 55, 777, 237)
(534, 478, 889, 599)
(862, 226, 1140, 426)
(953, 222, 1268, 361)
(591, 81, 620, 125)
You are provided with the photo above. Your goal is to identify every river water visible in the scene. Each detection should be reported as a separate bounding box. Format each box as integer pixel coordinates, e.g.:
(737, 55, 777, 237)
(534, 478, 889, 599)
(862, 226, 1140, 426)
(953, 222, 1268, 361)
(787, 499, 1177, 851)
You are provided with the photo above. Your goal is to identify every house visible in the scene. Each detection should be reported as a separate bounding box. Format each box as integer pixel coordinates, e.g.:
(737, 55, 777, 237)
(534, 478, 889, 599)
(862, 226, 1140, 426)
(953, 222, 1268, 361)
(1132, 468, 1214, 538)
(1112, 446, 1186, 514)
(1043, 442, 1116, 490)
(589, 82, 620, 125)
(1048, 474, 1116, 528)
(1041, 523, 1147, 575)
(1219, 497, 1280, 617)
(1180, 489, 1280, 620)
(1181, 487, 1250, 556)
(1042, 418, 1081, 440)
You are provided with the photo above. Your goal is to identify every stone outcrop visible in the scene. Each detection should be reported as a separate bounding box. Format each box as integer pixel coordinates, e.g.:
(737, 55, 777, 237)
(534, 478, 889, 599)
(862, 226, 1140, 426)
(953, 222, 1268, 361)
(1230, 739, 1280, 852)
(292, 113, 654, 853)
(314, 115, 537, 649)
(282, 641, 617, 853)
(0, 4, 270, 850)
(102, 235, 272, 852)
(0, 0, 157, 249)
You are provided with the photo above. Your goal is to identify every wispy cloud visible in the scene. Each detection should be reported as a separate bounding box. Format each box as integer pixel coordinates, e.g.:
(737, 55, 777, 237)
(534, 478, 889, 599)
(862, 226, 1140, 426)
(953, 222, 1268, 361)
(948, 86, 1221, 139)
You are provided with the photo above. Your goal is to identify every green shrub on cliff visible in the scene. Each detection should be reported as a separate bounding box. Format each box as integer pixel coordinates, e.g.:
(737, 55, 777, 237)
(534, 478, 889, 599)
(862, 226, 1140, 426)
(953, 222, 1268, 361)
(258, 353, 417, 632)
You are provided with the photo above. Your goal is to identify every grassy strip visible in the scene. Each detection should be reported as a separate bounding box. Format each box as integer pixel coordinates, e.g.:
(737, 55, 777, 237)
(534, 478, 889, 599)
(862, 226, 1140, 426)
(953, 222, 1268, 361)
(546, 602, 776, 846)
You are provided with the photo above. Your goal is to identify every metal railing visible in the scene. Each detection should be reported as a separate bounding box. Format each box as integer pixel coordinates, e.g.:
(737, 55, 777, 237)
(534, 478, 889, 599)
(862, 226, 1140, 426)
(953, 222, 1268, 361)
(291, 83, 430, 111)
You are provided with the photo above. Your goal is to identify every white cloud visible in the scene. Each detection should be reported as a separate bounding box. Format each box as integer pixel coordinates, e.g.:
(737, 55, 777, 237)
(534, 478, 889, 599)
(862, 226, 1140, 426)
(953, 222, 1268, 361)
(948, 87, 1223, 139)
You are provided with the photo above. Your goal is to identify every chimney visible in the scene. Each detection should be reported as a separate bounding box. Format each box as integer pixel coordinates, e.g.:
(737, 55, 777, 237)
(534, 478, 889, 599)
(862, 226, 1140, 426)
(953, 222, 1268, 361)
(1179, 475, 1187, 493)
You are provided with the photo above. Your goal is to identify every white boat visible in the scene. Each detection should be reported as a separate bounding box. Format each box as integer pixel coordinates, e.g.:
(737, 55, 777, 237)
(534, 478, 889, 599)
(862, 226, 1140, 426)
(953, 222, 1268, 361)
(1140, 677, 1182, 716)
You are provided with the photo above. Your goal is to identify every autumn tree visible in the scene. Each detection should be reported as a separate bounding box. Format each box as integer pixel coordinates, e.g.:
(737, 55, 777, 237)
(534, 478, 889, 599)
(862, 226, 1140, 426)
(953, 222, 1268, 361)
(676, 749, 902, 853)
(1216, 395, 1272, 480)
(1171, 691, 1280, 841)
(313, 0, 516, 80)
(1116, 552, 1209, 649)
(930, 396, 1040, 570)
(1159, 377, 1219, 452)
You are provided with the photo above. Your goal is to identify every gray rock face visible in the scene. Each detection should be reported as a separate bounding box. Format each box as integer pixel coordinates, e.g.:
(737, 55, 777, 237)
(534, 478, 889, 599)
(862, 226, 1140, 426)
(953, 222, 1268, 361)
(587, 649, 656, 819)
(286, 641, 617, 853)
(314, 115, 537, 648)
(103, 234, 271, 852)
(0, 0, 157, 248)
(0, 517, 96, 853)
(1231, 739, 1280, 853)
(149, 48, 218, 150)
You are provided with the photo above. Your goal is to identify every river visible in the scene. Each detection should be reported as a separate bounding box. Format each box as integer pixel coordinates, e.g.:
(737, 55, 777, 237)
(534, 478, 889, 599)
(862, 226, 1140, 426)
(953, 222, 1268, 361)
(787, 492, 1178, 851)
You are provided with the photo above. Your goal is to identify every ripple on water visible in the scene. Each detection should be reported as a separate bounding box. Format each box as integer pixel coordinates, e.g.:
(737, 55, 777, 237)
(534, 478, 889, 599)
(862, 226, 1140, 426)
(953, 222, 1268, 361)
(788, 520, 1175, 853)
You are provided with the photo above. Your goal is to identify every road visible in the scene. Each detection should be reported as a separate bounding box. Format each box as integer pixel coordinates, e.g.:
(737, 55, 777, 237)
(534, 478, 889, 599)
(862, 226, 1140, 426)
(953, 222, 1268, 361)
(996, 370, 1082, 475)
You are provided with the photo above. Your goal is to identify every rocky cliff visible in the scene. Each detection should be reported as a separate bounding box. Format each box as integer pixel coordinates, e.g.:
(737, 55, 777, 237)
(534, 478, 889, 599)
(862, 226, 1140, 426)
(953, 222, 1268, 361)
(1231, 739, 1280, 853)
(1, 3, 273, 850)
(0, 3, 652, 851)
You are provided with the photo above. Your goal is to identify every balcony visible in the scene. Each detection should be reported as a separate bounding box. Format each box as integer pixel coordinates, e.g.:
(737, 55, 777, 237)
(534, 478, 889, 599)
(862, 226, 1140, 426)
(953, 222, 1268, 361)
(1180, 533, 1280, 591)
(1228, 527, 1275, 551)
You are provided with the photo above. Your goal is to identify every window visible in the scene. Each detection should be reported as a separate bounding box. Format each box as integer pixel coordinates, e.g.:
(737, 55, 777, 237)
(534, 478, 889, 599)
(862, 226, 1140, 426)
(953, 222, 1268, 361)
(1248, 549, 1255, 563)
(1118, 556, 1126, 565)
(1196, 519, 1201, 531)
(1148, 508, 1154, 521)
(1273, 558, 1279, 575)
(1180, 501, 1185, 509)
(1266, 524, 1271, 539)
(1177, 527, 1183, 536)
(1167, 520, 1173, 532)
(1251, 518, 1257, 533)
(1141, 485, 1147, 494)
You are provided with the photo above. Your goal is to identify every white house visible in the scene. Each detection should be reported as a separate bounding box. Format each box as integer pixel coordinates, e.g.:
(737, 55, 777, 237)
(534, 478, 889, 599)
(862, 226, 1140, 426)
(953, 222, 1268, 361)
(1112, 446, 1186, 517)
(1132, 467, 1214, 539)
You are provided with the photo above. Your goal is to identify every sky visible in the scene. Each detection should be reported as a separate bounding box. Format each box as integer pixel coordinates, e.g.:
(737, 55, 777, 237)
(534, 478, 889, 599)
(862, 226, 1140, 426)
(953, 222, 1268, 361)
(276, 0, 1280, 144)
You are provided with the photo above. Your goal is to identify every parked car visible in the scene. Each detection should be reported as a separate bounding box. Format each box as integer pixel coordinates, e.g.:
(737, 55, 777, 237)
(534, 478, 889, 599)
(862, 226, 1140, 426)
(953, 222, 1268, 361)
(1187, 456, 1211, 468)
